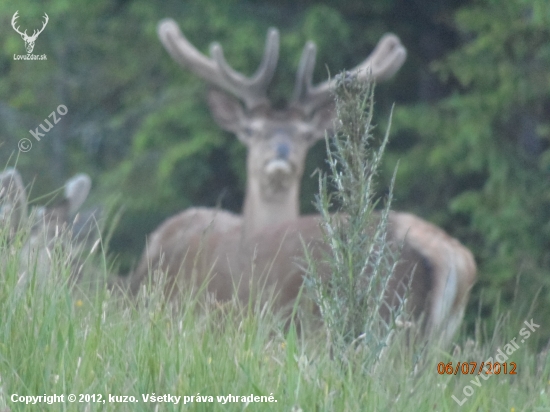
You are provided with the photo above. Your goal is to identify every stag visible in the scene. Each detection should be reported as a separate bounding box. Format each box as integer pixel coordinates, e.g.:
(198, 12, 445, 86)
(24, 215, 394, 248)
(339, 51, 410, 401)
(11, 11, 49, 54)
(0, 168, 98, 284)
(131, 20, 476, 344)
(130, 19, 407, 273)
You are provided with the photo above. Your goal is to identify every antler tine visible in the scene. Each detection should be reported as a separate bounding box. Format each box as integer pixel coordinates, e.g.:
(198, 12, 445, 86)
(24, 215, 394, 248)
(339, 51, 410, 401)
(158, 19, 218, 80)
(35, 13, 49, 36)
(158, 19, 279, 111)
(353, 34, 407, 82)
(291, 33, 407, 117)
(210, 28, 279, 109)
(290, 41, 323, 116)
(11, 10, 26, 37)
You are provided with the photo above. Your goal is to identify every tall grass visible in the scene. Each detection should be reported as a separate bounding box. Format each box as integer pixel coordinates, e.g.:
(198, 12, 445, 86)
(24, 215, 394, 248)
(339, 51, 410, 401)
(1, 235, 548, 411)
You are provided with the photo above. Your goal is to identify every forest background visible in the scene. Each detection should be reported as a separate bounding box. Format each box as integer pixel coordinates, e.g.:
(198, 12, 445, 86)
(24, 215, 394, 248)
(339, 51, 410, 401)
(1, 0, 549, 341)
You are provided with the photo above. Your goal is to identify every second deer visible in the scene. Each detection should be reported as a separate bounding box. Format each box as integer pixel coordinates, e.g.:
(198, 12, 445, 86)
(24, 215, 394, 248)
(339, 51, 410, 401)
(0, 168, 98, 285)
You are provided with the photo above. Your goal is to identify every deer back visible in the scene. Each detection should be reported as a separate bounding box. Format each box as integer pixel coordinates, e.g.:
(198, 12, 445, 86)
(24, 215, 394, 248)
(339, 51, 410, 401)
(130, 207, 242, 296)
(131, 209, 475, 344)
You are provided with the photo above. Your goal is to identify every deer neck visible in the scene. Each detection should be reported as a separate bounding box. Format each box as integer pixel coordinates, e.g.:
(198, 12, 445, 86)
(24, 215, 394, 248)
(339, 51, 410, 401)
(242, 171, 300, 241)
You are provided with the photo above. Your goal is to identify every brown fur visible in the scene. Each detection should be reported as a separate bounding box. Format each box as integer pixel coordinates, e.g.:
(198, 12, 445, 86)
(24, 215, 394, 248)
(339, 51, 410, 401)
(131, 211, 476, 344)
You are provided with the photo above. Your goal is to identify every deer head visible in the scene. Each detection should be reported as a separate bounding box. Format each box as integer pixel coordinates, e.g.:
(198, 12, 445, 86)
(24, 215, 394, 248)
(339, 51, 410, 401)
(27, 173, 92, 248)
(11, 11, 49, 54)
(158, 20, 406, 237)
(0, 169, 95, 284)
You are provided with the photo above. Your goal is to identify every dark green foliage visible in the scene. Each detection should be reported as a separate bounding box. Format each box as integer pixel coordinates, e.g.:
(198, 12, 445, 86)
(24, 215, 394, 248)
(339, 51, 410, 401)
(387, 0, 550, 337)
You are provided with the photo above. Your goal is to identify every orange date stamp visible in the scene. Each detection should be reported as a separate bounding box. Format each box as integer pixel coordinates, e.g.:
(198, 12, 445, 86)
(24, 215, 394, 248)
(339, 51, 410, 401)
(437, 361, 517, 375)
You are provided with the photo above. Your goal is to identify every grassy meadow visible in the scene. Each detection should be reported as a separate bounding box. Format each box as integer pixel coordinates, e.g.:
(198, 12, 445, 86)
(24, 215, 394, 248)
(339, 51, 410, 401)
(0, 235, 549, 412)
(1, 78, 549, 412)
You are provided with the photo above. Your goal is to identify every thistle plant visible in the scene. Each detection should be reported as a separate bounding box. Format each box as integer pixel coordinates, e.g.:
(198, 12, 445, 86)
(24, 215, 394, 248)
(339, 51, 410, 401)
(304, 71, 406, 362)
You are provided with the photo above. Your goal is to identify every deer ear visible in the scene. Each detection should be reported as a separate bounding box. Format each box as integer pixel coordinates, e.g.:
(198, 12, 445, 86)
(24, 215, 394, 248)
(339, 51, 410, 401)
(0, 168, 28, 232)
(64, 174, 91, 216)
(310, 101, 336, 142)
(207, 88, 247, 135)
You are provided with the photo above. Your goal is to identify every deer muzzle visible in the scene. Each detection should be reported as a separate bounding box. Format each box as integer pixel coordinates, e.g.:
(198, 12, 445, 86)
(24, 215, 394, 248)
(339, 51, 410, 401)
(265, 158, 292, 176)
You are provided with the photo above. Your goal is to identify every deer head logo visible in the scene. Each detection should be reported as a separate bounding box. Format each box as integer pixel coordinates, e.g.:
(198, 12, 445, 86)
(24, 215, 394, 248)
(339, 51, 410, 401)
(11, 11, 49, 54)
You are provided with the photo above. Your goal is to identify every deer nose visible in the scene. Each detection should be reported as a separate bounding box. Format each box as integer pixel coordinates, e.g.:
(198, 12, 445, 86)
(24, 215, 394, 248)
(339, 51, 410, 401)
(276, 143, 290, 159)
